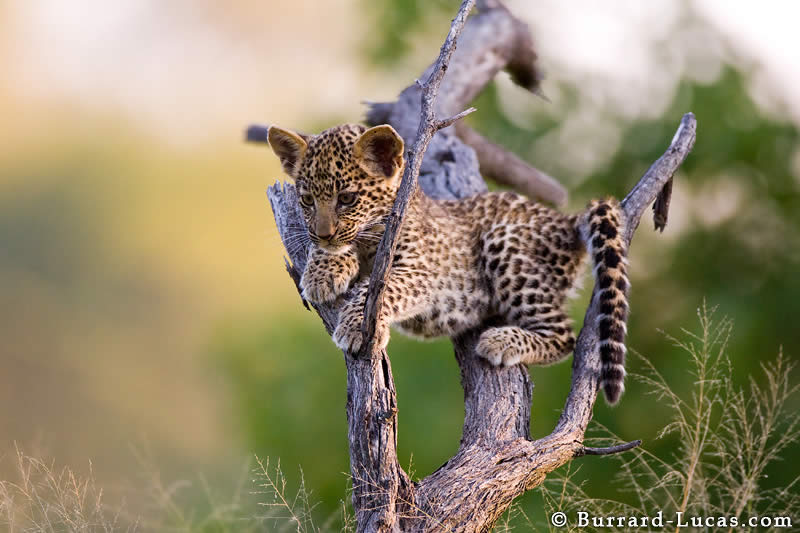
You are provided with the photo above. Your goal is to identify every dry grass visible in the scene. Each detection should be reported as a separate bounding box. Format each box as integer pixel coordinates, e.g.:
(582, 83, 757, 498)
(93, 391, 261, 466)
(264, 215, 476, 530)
(0, 445, 138, 532)
(252, 456, 353, 533)
(538, 304, 800, 532)
(0, 448, 353, 532)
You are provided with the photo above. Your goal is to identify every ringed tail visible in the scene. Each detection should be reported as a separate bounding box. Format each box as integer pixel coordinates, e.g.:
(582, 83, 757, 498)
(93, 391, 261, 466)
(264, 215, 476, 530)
(581, 199, 630, 405)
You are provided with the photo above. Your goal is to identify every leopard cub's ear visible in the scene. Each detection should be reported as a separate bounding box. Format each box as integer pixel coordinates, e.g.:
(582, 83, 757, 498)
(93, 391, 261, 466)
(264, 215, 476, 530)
(353, 125, 405, 179)
(268, 126, 308, 179)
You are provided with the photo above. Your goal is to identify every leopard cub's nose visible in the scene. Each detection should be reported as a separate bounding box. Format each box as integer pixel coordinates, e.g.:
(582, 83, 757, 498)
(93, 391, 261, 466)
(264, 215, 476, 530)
(317, 230, 334, 241)
(315, 216, 337, 242)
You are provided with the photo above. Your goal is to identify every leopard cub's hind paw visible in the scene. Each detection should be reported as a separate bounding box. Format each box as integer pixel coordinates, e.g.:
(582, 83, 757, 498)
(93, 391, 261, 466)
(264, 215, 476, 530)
(476, 327, 524, 367)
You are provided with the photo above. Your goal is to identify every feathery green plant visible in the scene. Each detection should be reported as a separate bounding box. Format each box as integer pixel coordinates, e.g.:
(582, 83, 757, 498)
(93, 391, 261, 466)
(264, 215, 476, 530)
(538, 305, 799, 532)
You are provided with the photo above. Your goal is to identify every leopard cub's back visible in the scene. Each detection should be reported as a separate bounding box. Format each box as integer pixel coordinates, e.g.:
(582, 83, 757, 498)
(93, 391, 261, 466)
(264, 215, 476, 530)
(391, 192, 586, 343)
(474, 193, 586, 313)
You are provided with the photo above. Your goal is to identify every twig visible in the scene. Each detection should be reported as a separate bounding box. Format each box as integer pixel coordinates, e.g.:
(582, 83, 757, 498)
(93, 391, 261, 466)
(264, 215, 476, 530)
(576, 440, 642, 457)
(359, 0, 478, 358)
(362, 102, 394, 127)
(435, 107, 477, 131)
(476, 0, 544, 96)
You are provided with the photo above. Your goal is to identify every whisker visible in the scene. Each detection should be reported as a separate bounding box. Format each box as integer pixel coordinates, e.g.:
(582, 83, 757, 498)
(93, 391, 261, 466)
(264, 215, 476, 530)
(281, 240, 310, 254)
(282, 234, 310, 246)
(285, 240, 310, 259)
(281, 228, 310, 239)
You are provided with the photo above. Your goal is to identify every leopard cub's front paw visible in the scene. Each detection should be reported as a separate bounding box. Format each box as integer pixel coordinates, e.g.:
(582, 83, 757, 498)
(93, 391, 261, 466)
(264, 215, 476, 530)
(333, 316, 390, 355)
(333, 322, 364, 354)
(300, 269, 353, 304)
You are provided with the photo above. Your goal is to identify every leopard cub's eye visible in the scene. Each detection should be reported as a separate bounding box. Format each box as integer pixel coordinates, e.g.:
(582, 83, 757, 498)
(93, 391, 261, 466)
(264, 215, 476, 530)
(338, 191, 358, 206)
(299, 193, 314, 207)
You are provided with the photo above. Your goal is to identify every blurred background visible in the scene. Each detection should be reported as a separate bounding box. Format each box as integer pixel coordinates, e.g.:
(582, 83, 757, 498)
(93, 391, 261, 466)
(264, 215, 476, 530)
(1, 0, 798, 527)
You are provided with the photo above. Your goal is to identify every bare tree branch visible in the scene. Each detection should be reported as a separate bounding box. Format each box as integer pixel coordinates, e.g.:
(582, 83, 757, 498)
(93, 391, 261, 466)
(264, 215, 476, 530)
(621, 114, 696, 242)
(245, 124, 270, 144)
(454, 121, 568, 205)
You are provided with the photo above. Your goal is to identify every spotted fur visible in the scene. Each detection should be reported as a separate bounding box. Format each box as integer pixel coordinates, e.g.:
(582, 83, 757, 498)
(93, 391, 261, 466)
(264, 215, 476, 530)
(267, 123, 631, 404)
(580, 200, 630, 404)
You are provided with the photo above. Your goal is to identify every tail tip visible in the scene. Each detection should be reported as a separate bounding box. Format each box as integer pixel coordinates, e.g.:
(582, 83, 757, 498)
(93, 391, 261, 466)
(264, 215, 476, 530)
(603, 382, 624, 405)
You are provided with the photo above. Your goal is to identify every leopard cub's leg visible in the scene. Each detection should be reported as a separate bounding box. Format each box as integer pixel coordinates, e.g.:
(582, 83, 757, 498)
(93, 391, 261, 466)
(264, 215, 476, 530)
(477, 219, 582, 367)
(333, 282, 390, 354)
(476, 315, 575, 367)
(300, 246, 360, 304)
(333, 267, 431, 355)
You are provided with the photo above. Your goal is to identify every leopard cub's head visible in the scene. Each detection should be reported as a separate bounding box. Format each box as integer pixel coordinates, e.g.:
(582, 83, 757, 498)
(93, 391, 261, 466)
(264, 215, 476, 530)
(268, 123, 405, 252)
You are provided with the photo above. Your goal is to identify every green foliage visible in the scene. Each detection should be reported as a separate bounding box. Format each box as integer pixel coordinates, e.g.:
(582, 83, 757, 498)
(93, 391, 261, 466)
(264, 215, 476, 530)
(211, 318, 351, 513)
(211, 317, 468, 516)
(361, 0, 455, 66)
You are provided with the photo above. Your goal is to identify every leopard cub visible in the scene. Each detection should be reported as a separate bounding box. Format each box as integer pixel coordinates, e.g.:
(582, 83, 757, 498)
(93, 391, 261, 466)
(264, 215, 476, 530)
(267, 123, 630, 403)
